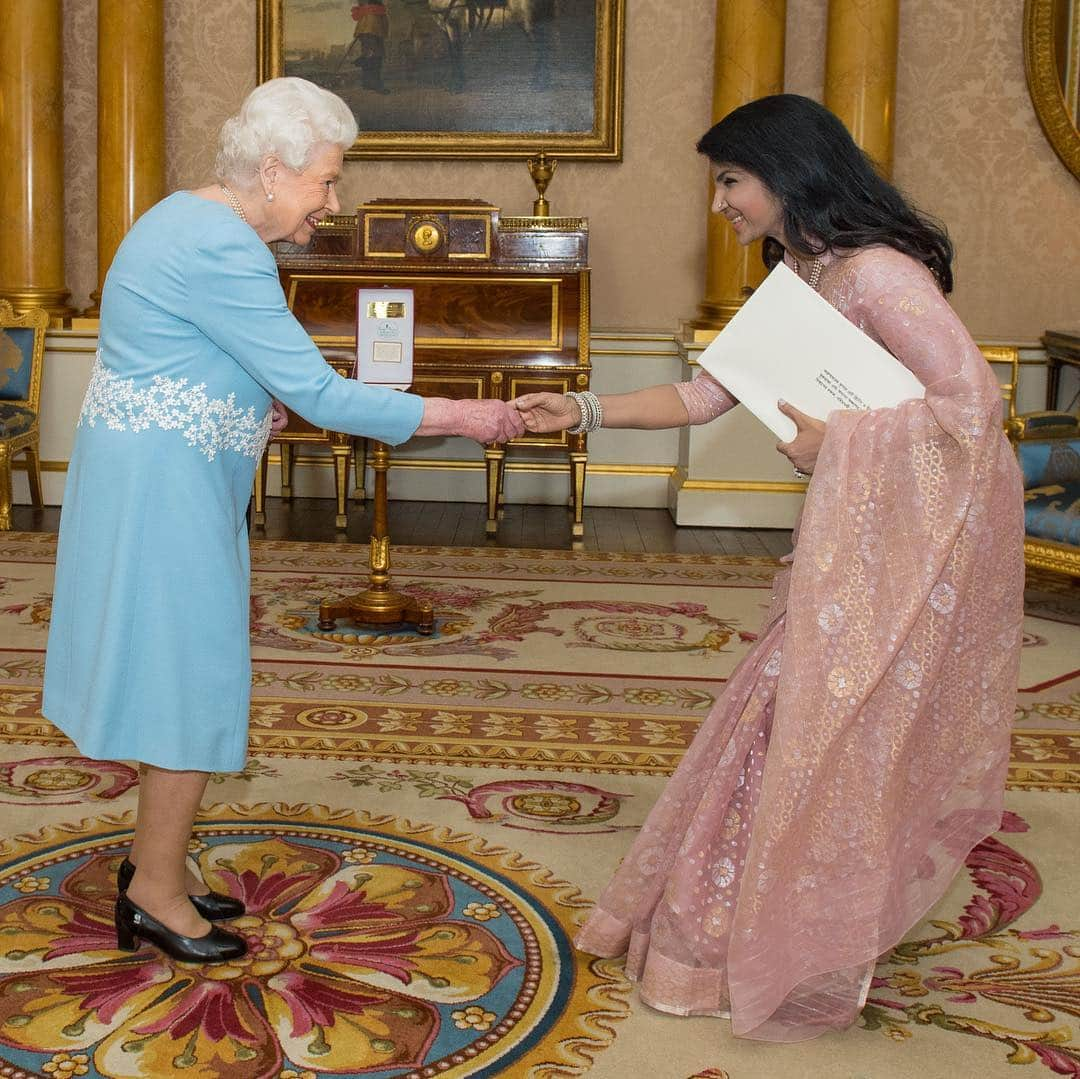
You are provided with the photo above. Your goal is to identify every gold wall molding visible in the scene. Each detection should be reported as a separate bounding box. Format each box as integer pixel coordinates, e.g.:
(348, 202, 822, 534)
(669, 466, 807, 494)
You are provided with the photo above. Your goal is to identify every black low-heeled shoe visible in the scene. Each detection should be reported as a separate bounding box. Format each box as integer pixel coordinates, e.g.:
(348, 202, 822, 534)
(115, 893, 247, 964)
(117, 857, 246, 921)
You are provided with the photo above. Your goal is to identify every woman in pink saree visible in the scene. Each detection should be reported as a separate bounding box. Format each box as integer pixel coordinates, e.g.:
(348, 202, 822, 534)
(512, 95, 1024, 1042)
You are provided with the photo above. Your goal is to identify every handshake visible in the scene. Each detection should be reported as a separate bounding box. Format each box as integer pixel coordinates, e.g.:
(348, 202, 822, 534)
(416, 393, 581, 443)
(270, 392, 580, 446)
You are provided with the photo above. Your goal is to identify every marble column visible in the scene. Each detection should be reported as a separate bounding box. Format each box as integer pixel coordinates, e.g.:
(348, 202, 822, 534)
(690, 0, 787, 335)
(824, 0, 900, 176)
(86, 0, 166, 315)
(0, 0, 75, 319)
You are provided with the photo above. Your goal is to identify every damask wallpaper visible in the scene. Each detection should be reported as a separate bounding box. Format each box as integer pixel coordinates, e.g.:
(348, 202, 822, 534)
(61, 0, 1078, 342)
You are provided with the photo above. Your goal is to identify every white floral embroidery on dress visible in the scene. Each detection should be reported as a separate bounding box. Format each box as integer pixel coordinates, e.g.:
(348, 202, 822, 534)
(79, 352, 273, 462)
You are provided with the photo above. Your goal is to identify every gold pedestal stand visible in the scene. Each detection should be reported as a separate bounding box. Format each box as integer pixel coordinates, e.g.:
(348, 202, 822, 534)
(318, 441, 435, 635)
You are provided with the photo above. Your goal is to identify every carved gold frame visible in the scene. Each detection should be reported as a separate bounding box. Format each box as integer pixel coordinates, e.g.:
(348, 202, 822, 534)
(256, 0, 624, 159)
(1024, 0, 1080, 180)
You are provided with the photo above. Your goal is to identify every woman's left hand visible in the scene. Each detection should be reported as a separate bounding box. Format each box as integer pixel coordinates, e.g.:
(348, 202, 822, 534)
(775, 400, 825, 474)
(270, 399, 289, 433)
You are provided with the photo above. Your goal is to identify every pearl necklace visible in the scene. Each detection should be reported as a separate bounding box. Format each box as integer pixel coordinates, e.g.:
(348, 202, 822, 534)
(793, 256, 823, 291)
(219, 183, 247, 222)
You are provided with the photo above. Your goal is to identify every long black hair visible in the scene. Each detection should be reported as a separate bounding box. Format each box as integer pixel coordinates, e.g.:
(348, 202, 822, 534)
(696, 94, 954, 293)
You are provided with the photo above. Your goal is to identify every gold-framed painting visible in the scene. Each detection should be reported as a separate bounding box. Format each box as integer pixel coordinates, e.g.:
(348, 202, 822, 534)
(256, 0, 624, 159)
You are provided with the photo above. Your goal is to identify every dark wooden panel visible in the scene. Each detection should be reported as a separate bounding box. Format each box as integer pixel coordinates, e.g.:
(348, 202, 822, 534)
(365, 214, 407, 256)
(286, 273, 577, 361)
(410, 375, 485, 401)
(412, 278, 559, 346)
(509, 375, 570, 397)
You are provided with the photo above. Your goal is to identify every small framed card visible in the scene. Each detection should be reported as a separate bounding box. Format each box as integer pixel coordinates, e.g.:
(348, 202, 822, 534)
(356, 288, 414, 389)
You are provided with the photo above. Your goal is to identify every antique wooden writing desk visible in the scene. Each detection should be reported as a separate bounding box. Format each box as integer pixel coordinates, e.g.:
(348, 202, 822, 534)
(259, 199, 591, 541)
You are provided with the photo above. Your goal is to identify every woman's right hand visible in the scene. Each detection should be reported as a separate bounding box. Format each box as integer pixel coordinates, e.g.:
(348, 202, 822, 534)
(511, 392, 581, 434)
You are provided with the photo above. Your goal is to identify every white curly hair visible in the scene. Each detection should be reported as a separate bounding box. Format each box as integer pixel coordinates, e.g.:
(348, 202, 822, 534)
(215, 77, 358, 187)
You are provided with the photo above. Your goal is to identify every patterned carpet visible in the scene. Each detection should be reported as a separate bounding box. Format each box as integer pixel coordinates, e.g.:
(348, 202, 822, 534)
(0, 534, 1077, 1078)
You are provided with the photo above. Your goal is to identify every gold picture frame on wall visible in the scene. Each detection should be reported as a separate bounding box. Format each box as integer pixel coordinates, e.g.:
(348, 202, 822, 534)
(256, 0, 624, 160)
(1024, 0, 1080, 180)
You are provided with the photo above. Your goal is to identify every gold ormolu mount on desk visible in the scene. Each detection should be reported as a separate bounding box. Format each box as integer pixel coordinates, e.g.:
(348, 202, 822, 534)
(317, 441, 435, 635)
(526, 151, 557, 217)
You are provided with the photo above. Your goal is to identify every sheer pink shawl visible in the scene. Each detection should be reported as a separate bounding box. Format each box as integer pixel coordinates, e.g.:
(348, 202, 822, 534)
(726, 247, 1025, 1038)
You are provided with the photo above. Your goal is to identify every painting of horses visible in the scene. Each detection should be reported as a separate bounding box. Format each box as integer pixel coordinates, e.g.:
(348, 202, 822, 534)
(257, 0, 624, 158)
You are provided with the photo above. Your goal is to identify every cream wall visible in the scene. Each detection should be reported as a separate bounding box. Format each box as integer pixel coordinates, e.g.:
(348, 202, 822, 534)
(62, 0, 1078, 339)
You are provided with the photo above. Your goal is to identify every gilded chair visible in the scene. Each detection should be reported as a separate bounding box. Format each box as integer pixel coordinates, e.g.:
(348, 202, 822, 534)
(0, 302, 49, 530)
(983, 344, 1080, 579)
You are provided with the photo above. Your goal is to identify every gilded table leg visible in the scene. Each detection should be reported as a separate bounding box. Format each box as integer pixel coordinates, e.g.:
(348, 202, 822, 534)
(23, 442, 43, 507)
(333, 447, 350, 530)
(496, 452, 507, 519)
(352, 437, 366, 502)
(569, 448, 587, 547)
(279, 443, 293, 500)
(252, 449, 267, 527)
(0, 444, 11, 530)
(484, 445, 505, 536)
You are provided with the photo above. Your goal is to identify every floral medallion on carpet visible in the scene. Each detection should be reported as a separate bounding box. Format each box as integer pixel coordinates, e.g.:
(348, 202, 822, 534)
(0, 805, 626, 1079)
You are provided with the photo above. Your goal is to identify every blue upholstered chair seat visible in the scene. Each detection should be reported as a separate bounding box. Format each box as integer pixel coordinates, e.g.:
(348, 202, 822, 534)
(1024, 481, 1080, 545)
(0, 403, 36, 439)
(988, 345, 1079, 577)
(1015, 430, 1080, 573)
(1017, 436, 1080, 488)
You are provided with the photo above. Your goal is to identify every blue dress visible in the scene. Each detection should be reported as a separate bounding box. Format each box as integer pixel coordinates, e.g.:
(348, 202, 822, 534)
(43, 192, 423, 772)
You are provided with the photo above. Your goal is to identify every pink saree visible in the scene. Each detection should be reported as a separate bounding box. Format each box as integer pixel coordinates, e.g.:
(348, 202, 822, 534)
(574, 246, 1025, 1042)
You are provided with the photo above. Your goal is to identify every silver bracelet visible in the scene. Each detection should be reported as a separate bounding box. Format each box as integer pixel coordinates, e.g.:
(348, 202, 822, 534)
(566, 390, 603, 433)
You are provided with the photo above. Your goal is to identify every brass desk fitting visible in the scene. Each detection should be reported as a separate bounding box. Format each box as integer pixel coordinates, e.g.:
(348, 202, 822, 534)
(526, 151, 557, 217)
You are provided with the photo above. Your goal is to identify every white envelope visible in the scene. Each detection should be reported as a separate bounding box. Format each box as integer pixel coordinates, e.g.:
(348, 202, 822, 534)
(696, 261, 925, 441)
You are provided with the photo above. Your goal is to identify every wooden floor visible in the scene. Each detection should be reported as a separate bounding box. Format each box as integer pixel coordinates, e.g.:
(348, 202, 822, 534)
(11, 500, 793, 557)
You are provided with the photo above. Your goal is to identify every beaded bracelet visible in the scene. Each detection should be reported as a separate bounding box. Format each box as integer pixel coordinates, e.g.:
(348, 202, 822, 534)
(566, 390, 603, 433)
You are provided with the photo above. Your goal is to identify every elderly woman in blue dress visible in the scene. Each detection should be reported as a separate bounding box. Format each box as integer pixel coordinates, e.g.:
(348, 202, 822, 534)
(43, 78, 524, 965)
